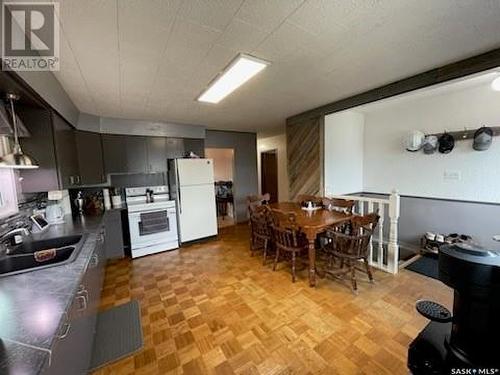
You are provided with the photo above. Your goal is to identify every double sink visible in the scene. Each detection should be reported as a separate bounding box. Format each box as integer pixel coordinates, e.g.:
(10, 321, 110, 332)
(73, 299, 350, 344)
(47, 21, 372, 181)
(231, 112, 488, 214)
(0, 234, 85, 277)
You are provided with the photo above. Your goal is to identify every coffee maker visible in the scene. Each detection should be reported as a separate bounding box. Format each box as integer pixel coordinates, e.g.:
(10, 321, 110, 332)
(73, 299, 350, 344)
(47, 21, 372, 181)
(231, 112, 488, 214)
(408, 243, 500, 373)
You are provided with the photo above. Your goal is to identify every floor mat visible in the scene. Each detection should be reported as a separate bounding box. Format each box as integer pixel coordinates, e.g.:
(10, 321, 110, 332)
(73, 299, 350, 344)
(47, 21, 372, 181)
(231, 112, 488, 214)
(405, 255, 439, 280)
(89, 300, 143, 371)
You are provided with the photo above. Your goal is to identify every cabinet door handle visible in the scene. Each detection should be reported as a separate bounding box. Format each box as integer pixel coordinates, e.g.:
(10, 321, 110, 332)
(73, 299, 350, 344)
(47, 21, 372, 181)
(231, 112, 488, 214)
(176, 165, 182, 214)
(90, 253, 99, 268)
(57, 322, 71, 339)
(76, 295, 87, 311)
(77, 284, 89, 302)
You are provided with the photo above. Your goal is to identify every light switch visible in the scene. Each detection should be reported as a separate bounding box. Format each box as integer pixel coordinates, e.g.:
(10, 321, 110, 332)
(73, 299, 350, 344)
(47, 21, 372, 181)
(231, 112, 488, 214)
(443, 170, 461, 181)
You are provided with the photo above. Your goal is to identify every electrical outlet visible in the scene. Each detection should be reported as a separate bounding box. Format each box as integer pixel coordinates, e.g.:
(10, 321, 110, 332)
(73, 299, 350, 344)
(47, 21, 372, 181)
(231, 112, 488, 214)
(443, 170, 461, 181)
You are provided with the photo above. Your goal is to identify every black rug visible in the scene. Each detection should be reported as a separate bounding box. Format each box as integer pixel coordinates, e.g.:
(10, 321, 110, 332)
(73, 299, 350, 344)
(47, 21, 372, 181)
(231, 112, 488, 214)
(405, 254, 439, 280)
(89, 300, 143, 371)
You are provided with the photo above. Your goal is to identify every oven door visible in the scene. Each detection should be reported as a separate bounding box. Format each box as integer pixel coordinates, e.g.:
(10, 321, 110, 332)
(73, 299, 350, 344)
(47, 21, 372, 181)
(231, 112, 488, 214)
(128, 208, 176, 249)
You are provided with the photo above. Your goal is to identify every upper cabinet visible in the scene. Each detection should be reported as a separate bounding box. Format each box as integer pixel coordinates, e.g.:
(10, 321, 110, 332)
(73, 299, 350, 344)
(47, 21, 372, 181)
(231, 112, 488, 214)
(52, 112, 80, 188)
(104, 135, 193, 174)
(18, 109, 81, 192)
(75, 130, 105, 185)
(102, 134, 148, 174)
(18, 106, 60, 193)
(146, 137, 169, 173)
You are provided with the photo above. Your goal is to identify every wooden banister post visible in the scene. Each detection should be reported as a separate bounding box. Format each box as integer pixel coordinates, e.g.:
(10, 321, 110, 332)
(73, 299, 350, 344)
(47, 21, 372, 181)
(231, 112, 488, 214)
(387, 189, 400, 274)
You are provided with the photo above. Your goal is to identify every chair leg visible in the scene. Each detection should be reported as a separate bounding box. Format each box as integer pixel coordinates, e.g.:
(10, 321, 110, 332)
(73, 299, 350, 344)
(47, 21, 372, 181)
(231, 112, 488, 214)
(250, 236, 255, 257)
(364, 257, 374, 283)
(350, 262, 357, 292)
(291, 251, 296, 283)
(262, 239, 268, 265)
(273, 248, 280, 271)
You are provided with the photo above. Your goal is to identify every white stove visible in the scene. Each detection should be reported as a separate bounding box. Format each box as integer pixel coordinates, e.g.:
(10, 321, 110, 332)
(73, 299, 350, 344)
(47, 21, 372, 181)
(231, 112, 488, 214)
(125, 186, 179, 258)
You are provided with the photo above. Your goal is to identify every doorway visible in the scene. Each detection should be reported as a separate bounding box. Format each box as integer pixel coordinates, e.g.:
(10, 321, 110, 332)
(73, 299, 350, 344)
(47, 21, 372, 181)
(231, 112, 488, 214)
(205, 148, 236, 228)
(260, 150, 278, 203)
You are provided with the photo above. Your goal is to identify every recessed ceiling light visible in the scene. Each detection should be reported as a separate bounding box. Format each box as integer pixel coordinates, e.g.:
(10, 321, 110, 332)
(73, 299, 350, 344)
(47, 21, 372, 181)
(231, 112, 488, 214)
(197, 54, 270, 104)
(491, 76, 500, 91)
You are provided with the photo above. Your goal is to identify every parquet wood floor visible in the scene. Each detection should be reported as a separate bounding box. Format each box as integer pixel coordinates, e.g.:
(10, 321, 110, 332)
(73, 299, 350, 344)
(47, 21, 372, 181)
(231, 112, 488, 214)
(93, 224, 452, 375)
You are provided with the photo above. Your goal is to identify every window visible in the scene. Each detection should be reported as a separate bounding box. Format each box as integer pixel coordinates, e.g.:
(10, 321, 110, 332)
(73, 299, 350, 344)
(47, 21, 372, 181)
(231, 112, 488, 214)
(0, 169, 19, 219)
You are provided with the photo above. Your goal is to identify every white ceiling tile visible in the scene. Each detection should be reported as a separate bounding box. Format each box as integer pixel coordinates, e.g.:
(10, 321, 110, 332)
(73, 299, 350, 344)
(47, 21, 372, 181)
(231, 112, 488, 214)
(252, 21, 325, 62)
(236, 0, 305, 32)
(178, 0, 244, 31)
(51, 0, 500, 133)
(216, 19, 268, 52)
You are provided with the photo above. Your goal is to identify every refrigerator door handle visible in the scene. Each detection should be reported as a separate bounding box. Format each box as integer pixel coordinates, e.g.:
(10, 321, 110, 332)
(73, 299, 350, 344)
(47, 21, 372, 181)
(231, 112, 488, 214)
(176, 163, 182, 214)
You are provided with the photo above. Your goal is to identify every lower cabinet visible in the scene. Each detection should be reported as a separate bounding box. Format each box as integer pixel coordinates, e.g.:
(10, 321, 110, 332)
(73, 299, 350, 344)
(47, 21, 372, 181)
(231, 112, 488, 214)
(44, 227, 106, 375)
(104, 210, 125, 259)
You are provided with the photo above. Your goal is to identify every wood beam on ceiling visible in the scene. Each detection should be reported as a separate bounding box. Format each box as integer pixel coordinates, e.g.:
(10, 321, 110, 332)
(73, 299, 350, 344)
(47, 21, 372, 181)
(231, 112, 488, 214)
(286, 48, 500, 125)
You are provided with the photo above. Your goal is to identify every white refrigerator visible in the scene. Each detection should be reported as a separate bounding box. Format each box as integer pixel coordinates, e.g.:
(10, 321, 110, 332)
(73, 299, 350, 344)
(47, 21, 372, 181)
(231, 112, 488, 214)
(168, 158, 218, 243)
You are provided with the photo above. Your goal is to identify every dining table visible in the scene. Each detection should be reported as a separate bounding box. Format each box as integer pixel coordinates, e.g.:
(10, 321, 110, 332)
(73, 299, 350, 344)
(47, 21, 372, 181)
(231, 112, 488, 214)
(269, 202, 353, 287)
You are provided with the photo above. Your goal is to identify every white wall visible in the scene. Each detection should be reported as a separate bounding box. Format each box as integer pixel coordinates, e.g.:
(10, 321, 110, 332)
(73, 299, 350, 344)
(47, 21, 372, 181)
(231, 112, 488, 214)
(363, 81, 500, 203)
(324, 111, 364, 195)
(205, 148, 234, 181)
(257, 134, 289, 201)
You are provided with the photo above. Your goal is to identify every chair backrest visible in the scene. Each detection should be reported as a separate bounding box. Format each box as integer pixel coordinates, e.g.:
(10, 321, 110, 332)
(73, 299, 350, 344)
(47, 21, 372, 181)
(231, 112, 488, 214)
(322, 198, 355, 214)
(296, 194, 323, 206)
(351, 212, 380, 234)
(329, 231, 373, 258)
(247, 194, 271, 215)
(270, 210, 304, 249)
(249, 205, 272, 237)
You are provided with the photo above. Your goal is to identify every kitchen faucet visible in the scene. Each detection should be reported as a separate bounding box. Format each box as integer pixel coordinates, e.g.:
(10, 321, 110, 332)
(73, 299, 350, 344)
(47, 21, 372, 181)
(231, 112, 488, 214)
(0, 227, 30, 255)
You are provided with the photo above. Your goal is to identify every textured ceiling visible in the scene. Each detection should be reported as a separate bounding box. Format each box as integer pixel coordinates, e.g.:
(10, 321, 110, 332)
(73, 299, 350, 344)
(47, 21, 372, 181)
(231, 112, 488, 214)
(50, 0, 500, 134)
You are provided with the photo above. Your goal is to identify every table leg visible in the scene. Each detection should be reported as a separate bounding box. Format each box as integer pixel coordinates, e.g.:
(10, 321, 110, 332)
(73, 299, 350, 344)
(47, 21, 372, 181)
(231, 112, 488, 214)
(308, 239, 316, 287)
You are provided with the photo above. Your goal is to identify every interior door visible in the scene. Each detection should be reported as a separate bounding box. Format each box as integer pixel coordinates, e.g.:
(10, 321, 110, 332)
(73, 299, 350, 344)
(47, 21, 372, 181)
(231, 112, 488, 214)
(261, 151, 278, 203)
(177, 159, 214, 186)
(179, 184, 217, 242)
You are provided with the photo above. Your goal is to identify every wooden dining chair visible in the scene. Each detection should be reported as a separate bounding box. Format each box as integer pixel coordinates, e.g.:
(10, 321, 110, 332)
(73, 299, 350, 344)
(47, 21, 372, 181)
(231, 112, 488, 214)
(249, 205, 275, 264)
(296, 194, 323, 207)
(322, 197, 355, 214)
(323, 229, 374, 292)
(246, 193, 271, 217)
(270, 210, 308, 283)
(350, 212, 380, 234)
(322, 212, 380, 292)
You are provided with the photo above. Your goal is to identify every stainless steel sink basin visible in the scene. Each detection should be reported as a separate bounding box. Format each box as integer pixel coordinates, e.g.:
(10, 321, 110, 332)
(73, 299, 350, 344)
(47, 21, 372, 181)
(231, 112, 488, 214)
(0, 234, 86, 277)
(8, 235, 82, 255)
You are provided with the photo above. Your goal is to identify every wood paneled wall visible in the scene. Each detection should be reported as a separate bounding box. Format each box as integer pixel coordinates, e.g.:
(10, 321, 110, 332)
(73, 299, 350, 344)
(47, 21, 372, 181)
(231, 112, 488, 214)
(286, 117, 322, 200)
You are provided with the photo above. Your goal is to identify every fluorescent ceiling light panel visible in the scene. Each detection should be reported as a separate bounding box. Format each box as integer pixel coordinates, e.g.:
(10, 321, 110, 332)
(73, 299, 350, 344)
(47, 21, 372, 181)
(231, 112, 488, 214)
(197, 54, 270, 104)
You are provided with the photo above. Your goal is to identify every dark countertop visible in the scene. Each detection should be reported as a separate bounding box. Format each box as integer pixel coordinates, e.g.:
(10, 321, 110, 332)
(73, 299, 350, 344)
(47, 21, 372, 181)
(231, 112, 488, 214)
(0, 212, 111, 374)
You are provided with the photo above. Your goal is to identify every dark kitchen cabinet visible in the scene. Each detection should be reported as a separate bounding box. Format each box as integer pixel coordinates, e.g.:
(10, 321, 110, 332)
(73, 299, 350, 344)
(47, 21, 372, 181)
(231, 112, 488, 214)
(103, 209, 124, 259)
(75, 130, 106, 185)
(102, 134, 147, 174)
(17, 106, 60, 193)
(53, 112, 80, 188)
(184, 138, 205, 157)
(45, 228, 105, 375)
(165, 138, 185, 159)
(146, 137, 168, 172)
